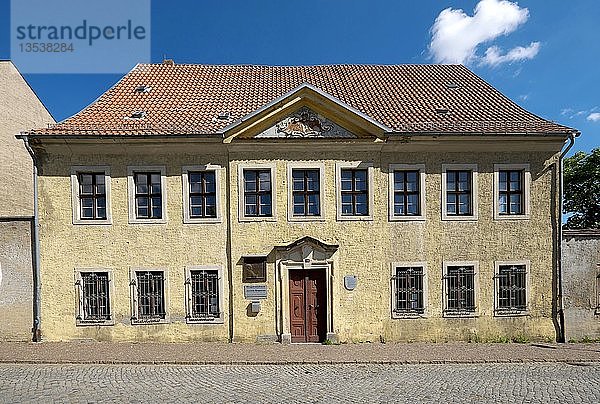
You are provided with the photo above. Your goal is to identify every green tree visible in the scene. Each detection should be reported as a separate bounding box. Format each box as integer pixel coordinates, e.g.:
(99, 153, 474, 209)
(563, 148, 600, 229)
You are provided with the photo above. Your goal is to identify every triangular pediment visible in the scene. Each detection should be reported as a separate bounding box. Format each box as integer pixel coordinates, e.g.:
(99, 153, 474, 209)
(255, 106, 357, 139)
(221, 84, 390, 142)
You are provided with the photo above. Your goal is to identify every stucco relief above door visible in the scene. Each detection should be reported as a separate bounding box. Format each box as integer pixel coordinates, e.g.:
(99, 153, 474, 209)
(255, 107, 357, 139)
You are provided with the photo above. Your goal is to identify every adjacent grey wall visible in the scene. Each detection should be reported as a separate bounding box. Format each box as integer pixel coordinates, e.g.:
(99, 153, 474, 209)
(562, 229, 600, 341)
(0, 220, 33, 341)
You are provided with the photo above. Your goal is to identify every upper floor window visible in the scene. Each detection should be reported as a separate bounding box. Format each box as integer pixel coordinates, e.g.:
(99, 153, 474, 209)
(391, 263, 427, 318)
(446, 170, 472, 215)
(135, 173, 162, 219)
(494, 164, 530, 220)
(292, 169, 320, 216)
(341, 169, 368, 216)
(127, 166, 167, 224)
(495, 262, 528, 315)
(442, 164, 478, 221)
(70, 166, 112, 225)
(75, 269, 113, 326)
(238, 164, 276, 221)
(78, 173, 107, 220)
(336, 162, 374, 221)
(182, 165, 222, 224)
(498, 170, 523, 215)
(389, 164, 426, 221)
(244, 169, 272, 216)
(443, 262, 478, 317)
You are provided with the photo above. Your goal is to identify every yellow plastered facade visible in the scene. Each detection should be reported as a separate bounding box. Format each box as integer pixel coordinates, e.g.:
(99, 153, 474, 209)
(35, 137, 563, 343)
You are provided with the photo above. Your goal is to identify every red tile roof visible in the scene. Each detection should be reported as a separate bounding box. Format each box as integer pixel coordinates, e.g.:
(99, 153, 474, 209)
(29, 63, 574, 136)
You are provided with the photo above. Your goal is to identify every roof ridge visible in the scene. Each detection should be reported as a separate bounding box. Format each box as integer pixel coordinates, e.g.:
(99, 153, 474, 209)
(135, 62, 466, 68)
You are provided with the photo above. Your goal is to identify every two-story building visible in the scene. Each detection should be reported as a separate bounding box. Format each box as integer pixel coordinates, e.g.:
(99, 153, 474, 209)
(21, 63, 577, 343)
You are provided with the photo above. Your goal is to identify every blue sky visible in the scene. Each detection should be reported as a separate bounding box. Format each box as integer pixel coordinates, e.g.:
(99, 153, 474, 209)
(1, 0, 598, 154)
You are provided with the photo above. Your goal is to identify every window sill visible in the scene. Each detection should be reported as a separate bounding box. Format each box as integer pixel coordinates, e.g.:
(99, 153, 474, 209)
(441, 215, 478, 222)
(128, 218, 168, 225)
(238, 216, 277, 222)
(73, 219, 112, 226)
(494, 310, 529, 317)
(336, 214, 374, 222)
(493, 214, 531, 221)
(389, 215, 426, 222)
(131, 317, 170, 325)
(76, 319, 115, 326)
(183, 217, 222, 224)
(392, 312, 427, 319)
(443, 312, 478, 318)
(186, 317, 224, 324)
(288, 215, 326, 222)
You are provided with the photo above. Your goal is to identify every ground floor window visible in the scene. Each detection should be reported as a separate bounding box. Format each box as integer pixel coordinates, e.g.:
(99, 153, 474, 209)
(392, 265, 425, 317)
(185, 266, 223, 323)
(75, 269, 113, 325)
(495, 261, 529, 315)
(131, 270, 167, 323)
(443, 263, 477, 316)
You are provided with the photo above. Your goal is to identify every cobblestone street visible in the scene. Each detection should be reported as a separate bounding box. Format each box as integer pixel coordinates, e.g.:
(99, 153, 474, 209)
(1, 362, 599, 403)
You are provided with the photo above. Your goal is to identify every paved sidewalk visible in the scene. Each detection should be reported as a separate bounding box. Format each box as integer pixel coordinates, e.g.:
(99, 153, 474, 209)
(0, 341, 599, 364)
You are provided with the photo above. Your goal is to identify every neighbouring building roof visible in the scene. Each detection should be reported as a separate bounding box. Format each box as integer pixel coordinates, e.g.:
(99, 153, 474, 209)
(28, 63, 574, 137)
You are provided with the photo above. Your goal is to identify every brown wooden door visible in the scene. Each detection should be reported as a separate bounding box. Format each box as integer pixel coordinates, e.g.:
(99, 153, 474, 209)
(289, 269, 326, 343)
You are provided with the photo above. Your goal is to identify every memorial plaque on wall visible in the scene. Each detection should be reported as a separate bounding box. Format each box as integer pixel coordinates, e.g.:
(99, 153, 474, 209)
(244, 285, 268, 300)
(242, 256, 267, 283)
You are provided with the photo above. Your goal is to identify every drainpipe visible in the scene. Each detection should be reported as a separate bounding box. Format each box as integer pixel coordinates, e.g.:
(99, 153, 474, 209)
(21, 135, 42, 342)
(556, 130, 578, 342)
(225, 147, 234, 343)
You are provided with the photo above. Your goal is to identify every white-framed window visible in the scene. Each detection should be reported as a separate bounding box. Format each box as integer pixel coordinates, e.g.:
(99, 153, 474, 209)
(389, 164, 426, 221)
(441, 164, 478, 221)
(237, 163, 277, 222)
(493, 164, 531, 220)
(494, 260, 530, 316)
(129, 268, 169, 324)
(74, 268, 114, 326)
(442, 261, 479, 317)
(127, 166, 167, 224)
(182, 165, 222, 224)
(70, 166, 112, 225)
(335, 161, 374, 221)
(391, 262, 428, 318)
(184, 265, 224, 323)
(287, 162, 325, 221)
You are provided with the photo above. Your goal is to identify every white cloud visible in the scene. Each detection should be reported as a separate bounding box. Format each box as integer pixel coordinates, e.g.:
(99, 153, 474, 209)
(480, 42, 540, 67)
(587, 112, 600, 122)
(429, 0, 539, 66)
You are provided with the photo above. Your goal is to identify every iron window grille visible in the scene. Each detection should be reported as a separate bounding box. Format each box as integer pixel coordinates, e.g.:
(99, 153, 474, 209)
(393, 170, 420, 216)
(392, 266, 425, 315)
(186, 269, 221, 320)
(498, 170, 524, 215)
(446, 170, 472, 216)
(134, 172, 162, 219)
(133, 271, 166, 322)
(244, 169, 272, 216)
(340, 168, 369, 216)
(188, 171, 217, 218)
(444, 265, 476, 314)
(77, 272, 111, 322)
(496, 264, 527, 313)
(78, 173, 107, 220)
(292, 169, 320, 216)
